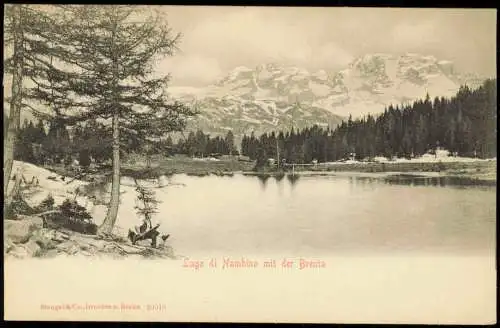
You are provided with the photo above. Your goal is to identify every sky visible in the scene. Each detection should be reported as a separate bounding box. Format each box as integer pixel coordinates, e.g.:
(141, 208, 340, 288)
(157, 6, 497, 87)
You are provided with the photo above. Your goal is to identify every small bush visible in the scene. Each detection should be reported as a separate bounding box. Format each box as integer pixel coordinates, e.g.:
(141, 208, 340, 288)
(41, 198, 98, 235)
(4, 194, 36, 219)
(59, 199, 93, 222)
(34, 194, 55, 212)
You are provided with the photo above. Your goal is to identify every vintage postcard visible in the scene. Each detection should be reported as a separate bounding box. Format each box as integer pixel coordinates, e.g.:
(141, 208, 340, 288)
(3, 5, 497, 324)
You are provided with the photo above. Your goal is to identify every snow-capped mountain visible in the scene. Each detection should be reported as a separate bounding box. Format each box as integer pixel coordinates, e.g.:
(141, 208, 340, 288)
(169, 53, 483, 139)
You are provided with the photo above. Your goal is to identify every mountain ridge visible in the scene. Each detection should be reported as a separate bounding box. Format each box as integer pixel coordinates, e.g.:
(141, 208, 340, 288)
(170, 52, 484, 140)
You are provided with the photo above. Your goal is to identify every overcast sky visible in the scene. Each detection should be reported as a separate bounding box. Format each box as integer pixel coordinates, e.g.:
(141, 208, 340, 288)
(157, 6, 496, 87)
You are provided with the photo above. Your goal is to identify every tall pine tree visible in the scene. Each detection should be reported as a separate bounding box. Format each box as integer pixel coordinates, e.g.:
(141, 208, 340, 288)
(29, 6, 196, 236)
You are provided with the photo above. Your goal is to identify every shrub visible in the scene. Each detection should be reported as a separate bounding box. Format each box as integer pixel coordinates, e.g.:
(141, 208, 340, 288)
(58, 199, 97, 234)
(42, 198, 98, 235)
(59, 199, 92, 222)
(34, 194, 55, 212)
(4, 194, 36, 219)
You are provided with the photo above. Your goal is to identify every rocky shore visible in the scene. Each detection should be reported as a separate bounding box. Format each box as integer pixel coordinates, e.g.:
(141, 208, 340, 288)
(4, 161, 177, 260)
(4, 215, 176, 260)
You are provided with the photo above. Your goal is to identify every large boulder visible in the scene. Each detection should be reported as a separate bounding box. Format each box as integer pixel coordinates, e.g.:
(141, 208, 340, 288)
(6, 240, 42, 258)
(6, 245, 30, 259)
(23, 239, 42, 257)
(4, 216, 44, 243)
(15, 215, 44, 227)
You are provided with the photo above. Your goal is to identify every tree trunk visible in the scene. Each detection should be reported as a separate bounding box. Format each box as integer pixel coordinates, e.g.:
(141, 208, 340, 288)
(98, 112, 120, 236)
(4, 5, 24, 199)
(3, 167, 23, 219)
(98, 18, 120, 236)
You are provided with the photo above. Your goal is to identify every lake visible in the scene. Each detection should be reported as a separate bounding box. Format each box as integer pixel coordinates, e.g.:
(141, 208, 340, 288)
(6, 171, 497, 323)
(125, 173, 496, 258)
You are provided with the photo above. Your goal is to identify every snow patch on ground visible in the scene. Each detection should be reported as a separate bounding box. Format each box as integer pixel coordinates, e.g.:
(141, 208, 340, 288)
(9, 161, 88, 206)
(192, 157, 220, 162)
(8, 161, 138, 232)
(321, 149, 496, 165)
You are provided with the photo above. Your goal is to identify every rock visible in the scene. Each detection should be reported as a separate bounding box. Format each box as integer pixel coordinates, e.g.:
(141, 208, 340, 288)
(117, 243, 146, 254)
(31, 228, 57, 250)
(71, 234, 105, 250)
(102, 243, 126, 255)
(87, 239, 108, 250)
(4, 237, 16, 253)
(66, 244, 81, 255)
(136, 240, 153, 247)
(43, 249, 60, 258)
(53, 231, 71, 242)
(4, 216, 44, 243)
(6, 245, 30, 259)
(56, 241, 81, 255)
(16, 215, 44, 228)
(4, 219, 176, 260)
(23, 240, 42, 257)
(6, 240, 42, 258)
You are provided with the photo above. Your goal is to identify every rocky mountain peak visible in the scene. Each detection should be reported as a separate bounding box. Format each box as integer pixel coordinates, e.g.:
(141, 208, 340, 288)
(169, 53, 482, 141)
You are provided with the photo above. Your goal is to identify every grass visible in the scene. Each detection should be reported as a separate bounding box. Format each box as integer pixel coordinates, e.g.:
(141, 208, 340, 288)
(121, 154, 255, 179)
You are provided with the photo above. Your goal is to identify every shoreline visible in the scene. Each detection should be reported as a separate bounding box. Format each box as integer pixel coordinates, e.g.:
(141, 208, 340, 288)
(44, 156, 496, 185)
(241, 170, 496, 186)
(4, 217, 177, 260)
(5, 158, 496, 260)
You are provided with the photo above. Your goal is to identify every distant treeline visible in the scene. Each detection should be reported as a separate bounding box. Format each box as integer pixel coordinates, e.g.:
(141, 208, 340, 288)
(173, 130, 239, 157)
(9, 118, 113, 166)
(9, 79, 496, 167)
(241, 79, 497, 165)
(9, 116, 239, 166)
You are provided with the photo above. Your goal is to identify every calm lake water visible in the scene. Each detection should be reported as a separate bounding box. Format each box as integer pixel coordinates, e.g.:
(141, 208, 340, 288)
(123, 173, 496, 258)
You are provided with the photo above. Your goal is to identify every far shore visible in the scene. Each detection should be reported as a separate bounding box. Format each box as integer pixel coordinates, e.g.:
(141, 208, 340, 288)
(43, 154, 496, 185)
(242, 169, 496, 186)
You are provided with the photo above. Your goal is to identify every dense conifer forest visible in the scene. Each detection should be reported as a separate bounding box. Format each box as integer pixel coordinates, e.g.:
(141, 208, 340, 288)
(241, 79, 497, 164)
(11, 79, 496, 167)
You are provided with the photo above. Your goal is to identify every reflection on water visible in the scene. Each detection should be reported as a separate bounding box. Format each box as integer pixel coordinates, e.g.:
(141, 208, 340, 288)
(254, 173, 499, 189)
(286, 174, 300, 187)
(249, 173, 302, 189)
(382, 174, 496, 188)
(274, 172, 285, 182)
(132, 172, 496, 258)
(256, 174, 270, 189)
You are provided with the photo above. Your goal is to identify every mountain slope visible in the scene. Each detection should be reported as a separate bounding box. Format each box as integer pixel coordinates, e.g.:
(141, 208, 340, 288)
(169, 53, 483, 139)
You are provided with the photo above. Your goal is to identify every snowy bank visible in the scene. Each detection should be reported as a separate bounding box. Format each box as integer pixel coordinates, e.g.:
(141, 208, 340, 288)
(322, 149, 496, 165)
(5, 161, 176, 259)
(9, 161, 141, 231)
